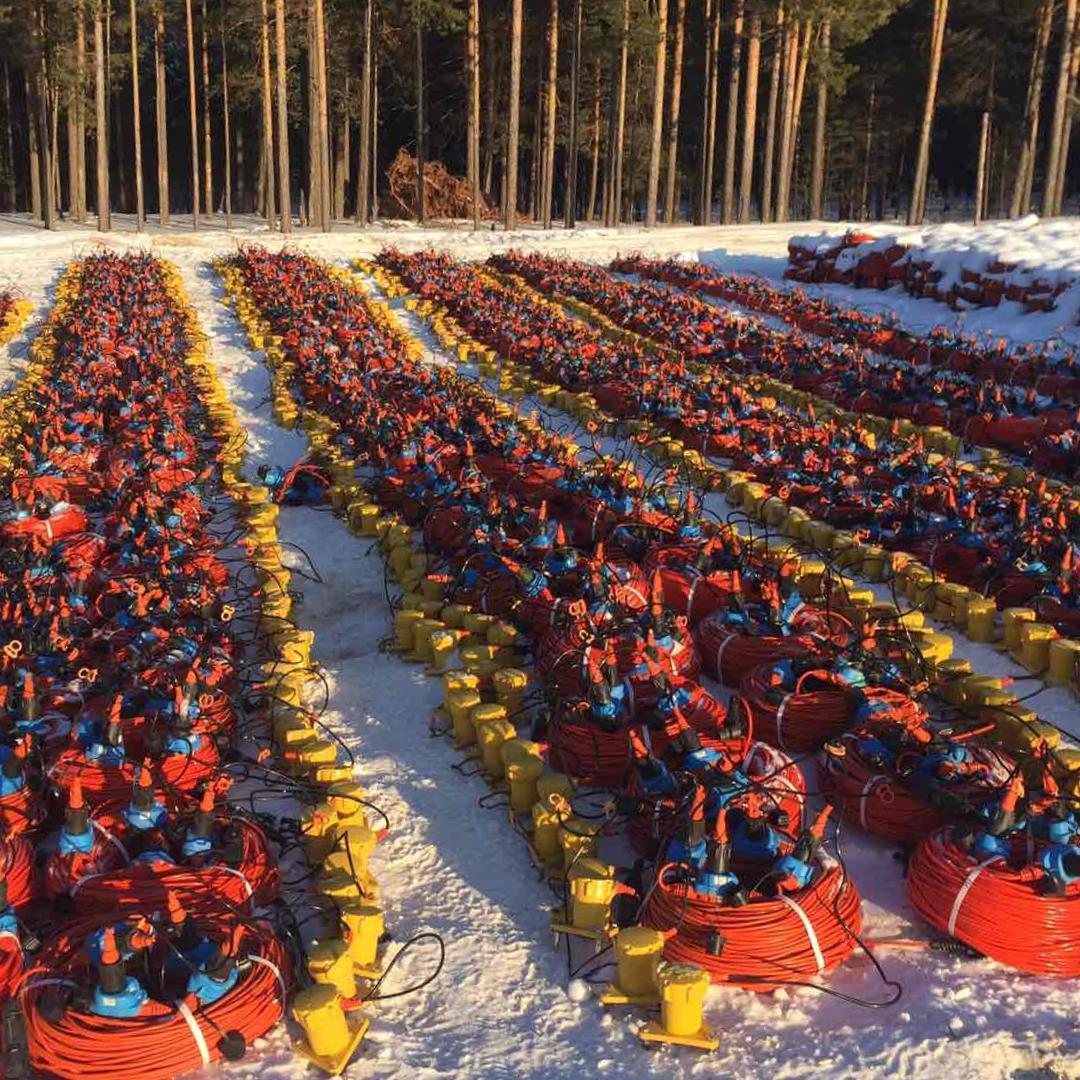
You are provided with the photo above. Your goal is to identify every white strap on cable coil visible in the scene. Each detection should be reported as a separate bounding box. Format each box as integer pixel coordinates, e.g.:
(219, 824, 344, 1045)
(69, 872, 102, 896)
(779, 894, 825, 974)
(248, 954, 288, 1005)
(91, 819, 132, 864)
(177, 999, 212, 1066)
(859, 774, 886, 831)
(715, 632, 735, 681)
(948, 856, 1002, 937)
(685, 576, 701, 622)
(215, 864, 254, 899)
(590, 504, 604, 544)
(20, 977, 77, 998)
(774, 694, 793, 751)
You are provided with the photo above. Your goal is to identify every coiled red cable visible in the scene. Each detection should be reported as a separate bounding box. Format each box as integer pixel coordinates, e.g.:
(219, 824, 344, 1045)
(70, 818, 278, 914)
(909, 828, 1080, 977)
(23, 915, 290, 1080)
(0, 834, 36, 908)
(741, 665, 853, 753)
(815, 743, 948, 844)
(643, 862, 861, 990)
(695, 614, 813, 687)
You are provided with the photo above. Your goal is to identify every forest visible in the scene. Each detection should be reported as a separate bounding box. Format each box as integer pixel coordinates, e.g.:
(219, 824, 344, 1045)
(0, 0, 1074, 231)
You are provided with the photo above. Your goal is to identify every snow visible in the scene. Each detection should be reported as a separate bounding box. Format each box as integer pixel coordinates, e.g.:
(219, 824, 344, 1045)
(782, 216, 1080, 351)
(3, 213, 1080, 1080)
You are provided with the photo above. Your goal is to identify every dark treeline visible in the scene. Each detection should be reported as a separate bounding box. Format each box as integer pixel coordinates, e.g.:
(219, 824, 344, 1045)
(0, 0, 1074, 231)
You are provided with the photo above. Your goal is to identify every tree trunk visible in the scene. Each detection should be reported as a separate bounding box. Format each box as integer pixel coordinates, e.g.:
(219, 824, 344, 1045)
(697, 0, 714, 222)
(314, 0, 331, 228)
(26, 74, 41, 220)
(130, 0, 144, 229)
(75, 3, 87, 221)
(587, 65, 601, 221)
(612, 0, 630, 224)
(184, 0, 200, 229)
(565, 0, 583, 226)
(782, 17, 811, 219)
(94, 0, 110, 229)
(761, 0, 783, 222)
(66, 89, 78, 219)
(469, 0, 481, 229)
(67, 3, 86, 221)
(859, 82, 875, 221)
(624, 53, 643, 220)
(602, 61, 616, 222)
(259, 0, 276, 224)
(305, 10, 318, 226)
(663, 0, 686, 223)
(530, 60, 542, 219)
(154, 1, 169, 224)
(200, 0, 213, 220)
(1011, 0, 1052, 218)
(541, 0, 558, 227)
(275, 0, 290, 232)
(334, 88, 348, 221)
(910, 0, 949, 225)
(221, 0, 232, 227)
(415, 0, 426, 222)
(36, 3, 55, 229)
(372, 10, 380, 220)
(50, 81, 61, 215)
(2, 64, 13, 214)
(809, 17, 829, 219)
(357, 0, 373, 223)
(1044, 0, 1078, 217)
(974, 108, 990, 224)
(645, 0, 669, 227)
(737, 4, 760, 222)
(483, 33, 502, 196)
(721, 0, 745, 224)
(505, 0, 523, 228)
(774, 16, 797, 223)
(703, 0, 721, 222)
(1053, 13, 1080, 215)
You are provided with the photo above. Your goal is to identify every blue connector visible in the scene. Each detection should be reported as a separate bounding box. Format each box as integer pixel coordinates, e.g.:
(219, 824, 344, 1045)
(186, 964, 239, 1006)
(969, 830, 1011, 860)
(90, 977, 149, 1019)
(59, 824, 95, 856)
(122, 801, 169, 832)
(730, 818, 782, 862)
(695, 870, 740, 898)
(182, 833, 214, 859)
(666, 837, 708, 868)
(1040, 844, 1080, 888)
(772, 852, 814, 890)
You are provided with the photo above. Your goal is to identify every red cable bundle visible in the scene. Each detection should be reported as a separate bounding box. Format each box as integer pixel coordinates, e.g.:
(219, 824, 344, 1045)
(71, 818, 279, 914)
(815, 743, 947, 844)
(0, 783, 43, 837)
(741, 665, 852, 753)
(643, 863, 861, 990)
(909, 828, 1080, 977)
(0, 834, 36, 908)
(0, 932, 21, 1005)
(23, 915, 290, 1080)
(695, 613, 813, 687)
(547, 715, 632, 787)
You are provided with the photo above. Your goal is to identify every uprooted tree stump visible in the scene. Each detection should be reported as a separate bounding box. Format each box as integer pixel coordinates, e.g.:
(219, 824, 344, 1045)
(386, 148, 499, 221)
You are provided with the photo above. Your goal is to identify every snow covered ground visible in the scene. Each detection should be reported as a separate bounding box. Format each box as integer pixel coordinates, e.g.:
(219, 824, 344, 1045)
(781, 216, 1080, 350)
(4, 215, 1080, 1080)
